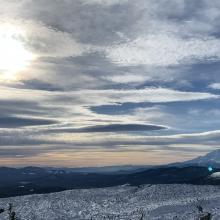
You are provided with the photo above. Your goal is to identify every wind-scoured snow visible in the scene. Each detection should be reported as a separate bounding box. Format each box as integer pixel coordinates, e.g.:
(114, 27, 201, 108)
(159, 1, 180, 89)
(0, 184, 220, 219)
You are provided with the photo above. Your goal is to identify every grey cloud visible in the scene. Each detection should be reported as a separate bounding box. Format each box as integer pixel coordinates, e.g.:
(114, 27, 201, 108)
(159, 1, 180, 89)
(0, 137, 50, 146)
(0, 99, 68, 120)
(48, 123, 167, 133)
(5, 0, 213, 46)
(2, 0, 220, 90)
(20, 79, 64, 91)
(51, 130, 220, 148)
(0, 116, 57, 128)
(0, 145, 210, 160)
(17, 0, 138, 46)
(0, 126, 219, 155)
(3, 0, 220, 55)
(0, 148, 43, 158)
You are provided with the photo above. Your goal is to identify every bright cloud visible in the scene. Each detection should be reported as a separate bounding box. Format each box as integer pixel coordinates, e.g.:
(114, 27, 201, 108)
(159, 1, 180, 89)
(209, 83, 220, 90)
(106, 35, 220, 66)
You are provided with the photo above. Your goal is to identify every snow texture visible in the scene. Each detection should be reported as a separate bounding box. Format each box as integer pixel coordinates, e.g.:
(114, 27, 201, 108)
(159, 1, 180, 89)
(0, 184, 220, 219)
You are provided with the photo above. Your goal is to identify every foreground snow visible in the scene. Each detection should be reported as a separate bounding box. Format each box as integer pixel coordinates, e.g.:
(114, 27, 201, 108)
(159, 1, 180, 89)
(0, 184, 220, 219)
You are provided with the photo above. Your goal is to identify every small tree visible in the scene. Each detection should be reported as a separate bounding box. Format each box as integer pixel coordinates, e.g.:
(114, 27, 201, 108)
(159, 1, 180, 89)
(138, 208, 145, 220)
(197, 205, 203, 213)
(8, 203, 16, 220)
(197, 204, 212, 220)
(199, 213, 212, 220)
(140, 212, 144, 220)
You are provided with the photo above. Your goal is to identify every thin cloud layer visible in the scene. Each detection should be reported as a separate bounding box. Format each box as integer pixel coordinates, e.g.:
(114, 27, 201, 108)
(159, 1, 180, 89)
(48, 123, 167, 133)
(0, 116, 57, 128)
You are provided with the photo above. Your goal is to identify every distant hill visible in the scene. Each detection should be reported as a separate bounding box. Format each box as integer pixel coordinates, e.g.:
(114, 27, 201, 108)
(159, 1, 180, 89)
(0, 166, 218, 198)
(47, 165, 152, 174)
(1, 150, 220, 198)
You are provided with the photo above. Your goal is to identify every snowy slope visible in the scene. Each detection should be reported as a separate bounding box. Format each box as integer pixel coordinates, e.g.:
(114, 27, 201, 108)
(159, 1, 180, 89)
(188, 149, 220, 165)
(1, 184, 220, 220)
(170, 149, 220, 168)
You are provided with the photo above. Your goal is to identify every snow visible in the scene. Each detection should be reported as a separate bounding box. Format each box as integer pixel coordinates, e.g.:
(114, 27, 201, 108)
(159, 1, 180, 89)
(210, 172, 220, 179)
(187, 149, 220, 165)
(0, 184, 220, 219)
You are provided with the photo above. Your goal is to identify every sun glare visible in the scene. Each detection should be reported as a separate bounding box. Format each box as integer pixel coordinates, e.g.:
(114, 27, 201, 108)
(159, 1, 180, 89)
(0, 24, 34, 81)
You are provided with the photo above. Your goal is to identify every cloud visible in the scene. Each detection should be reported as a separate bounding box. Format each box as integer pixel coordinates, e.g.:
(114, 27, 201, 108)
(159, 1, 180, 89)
(208, 83, 220, 90)
(3, 0, 134, 46)
(48, 123, 167, 133)
(1, 126, 219, 151)
(70, 88, 218, 105)
(0, 86, 218, 134)
(0, 116, 57, 128)
(24, 21, 88, 58)
(105, 35, 220, 66)
(104, 74, 148, 84)
(19, 79, 63, 91)
(1, 86, 217, 106)
(0, 148, 44, 158)
(82, 0, 129, 6)
(61, 129, 220, 148)
(0, 99, 66, 120)
(0, 20, 88, 58)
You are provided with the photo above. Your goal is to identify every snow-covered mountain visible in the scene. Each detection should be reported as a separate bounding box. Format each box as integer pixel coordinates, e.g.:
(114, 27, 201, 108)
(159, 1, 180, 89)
(0, 184, 219, 220)
(180, 149, 220, 168)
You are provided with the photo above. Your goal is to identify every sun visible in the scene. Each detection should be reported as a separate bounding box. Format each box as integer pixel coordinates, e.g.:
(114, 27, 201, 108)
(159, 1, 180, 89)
(0, 24, 35, 81)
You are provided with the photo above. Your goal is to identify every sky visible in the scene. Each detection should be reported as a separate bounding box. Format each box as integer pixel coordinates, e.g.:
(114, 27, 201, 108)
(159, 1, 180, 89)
(0, 0, 220, 167)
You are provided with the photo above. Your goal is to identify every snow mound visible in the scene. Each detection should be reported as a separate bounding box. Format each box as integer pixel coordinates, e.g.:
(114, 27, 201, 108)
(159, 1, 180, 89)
(210, 172, 220, 179)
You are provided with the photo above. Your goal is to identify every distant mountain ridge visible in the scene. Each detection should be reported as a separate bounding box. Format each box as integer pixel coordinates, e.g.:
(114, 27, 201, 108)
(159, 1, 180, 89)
(171, 149, 220, 168)
(0, 150, 220, 198)
(185, 149, 220, 166)
(46, 165, 152, 174)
